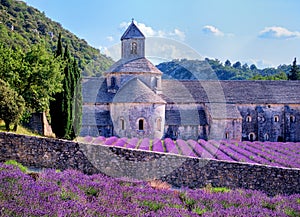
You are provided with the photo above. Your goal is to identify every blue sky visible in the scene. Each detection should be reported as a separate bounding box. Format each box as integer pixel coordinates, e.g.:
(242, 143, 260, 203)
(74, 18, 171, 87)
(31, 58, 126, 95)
(24, 0, 300, 68)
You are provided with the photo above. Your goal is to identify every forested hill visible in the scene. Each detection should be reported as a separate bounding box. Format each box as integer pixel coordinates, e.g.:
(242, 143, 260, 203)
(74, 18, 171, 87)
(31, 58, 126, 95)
(157, 58, 293, 80)
(0, 0, 113, 76)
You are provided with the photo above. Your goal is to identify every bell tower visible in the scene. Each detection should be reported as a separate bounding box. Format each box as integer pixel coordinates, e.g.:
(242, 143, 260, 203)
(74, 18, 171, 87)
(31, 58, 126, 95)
(121, 19, 145, 60)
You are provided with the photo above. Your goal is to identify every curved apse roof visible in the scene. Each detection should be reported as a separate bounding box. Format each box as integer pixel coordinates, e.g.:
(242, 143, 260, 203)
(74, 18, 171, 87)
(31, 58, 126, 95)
(113, 78, 165, 104)
(106, 57, 162, 75)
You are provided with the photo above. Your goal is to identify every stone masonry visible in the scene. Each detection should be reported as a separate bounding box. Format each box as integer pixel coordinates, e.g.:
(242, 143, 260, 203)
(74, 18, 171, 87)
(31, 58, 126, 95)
(0, 132, 299, 196)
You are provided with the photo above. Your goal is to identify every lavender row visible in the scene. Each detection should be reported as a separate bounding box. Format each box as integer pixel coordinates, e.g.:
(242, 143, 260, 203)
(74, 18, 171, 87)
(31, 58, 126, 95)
(1, 163, 299, 217)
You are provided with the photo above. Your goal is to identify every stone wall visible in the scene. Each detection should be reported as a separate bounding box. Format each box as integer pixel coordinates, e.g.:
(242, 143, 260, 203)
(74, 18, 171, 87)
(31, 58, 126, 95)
(0, 132, 299, 196)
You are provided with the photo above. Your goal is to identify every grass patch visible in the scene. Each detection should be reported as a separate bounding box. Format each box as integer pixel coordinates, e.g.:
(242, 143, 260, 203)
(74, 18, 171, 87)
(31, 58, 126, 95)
(141, 200, 164, 211)
(0, 120, 40, 137)
(285, 208, 300, 217)
(4, 160, 28, 173)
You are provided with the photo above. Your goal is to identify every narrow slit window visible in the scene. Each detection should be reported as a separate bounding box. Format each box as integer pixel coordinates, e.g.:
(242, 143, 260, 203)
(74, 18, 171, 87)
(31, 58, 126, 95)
(121, 119, 125, 130)
(246, 116, 252, 122)
(156, 118, 161, 131)
(138, 119, 144, 131)
(274, 116, 279, 123)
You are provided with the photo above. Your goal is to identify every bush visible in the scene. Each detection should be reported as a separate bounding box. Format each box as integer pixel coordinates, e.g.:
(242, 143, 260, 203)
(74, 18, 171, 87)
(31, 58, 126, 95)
(4, 160, 27, 173)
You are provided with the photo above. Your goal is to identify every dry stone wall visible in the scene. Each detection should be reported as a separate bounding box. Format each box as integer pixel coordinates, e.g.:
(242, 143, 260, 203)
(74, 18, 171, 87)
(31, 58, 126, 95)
(0, 132, 299, 196)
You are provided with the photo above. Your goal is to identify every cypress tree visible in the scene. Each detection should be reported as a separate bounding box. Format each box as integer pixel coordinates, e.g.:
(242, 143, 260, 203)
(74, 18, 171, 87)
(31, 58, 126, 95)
(288, 57, 300, 80)
(50, 36, 82, 139)
(55, 33, 63, 58)
(72, 58, 82, 138)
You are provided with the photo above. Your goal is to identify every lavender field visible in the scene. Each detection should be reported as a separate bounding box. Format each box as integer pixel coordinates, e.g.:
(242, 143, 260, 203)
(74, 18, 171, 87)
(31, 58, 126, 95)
(0, 163, 299, 217)
(79, 136, 300, 169)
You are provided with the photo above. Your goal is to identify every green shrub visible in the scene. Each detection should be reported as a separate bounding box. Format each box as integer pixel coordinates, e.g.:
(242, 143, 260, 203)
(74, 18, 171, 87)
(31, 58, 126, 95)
(4, 160, 27, 173)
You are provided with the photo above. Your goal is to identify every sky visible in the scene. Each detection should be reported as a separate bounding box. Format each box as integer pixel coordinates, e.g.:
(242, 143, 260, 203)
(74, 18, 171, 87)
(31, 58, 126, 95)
(24, 0, 300, 68)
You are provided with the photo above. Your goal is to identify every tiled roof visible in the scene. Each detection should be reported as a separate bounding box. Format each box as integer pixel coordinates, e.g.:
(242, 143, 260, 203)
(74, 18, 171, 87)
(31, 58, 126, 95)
(106, 57, 162, 74)
(82, 106, 112, 126)
(82, 77, 114, 103)
(165, 108, 208, 125)
(161, 80, 300, 104)
(113, 78, 166, 103)
(83, 78, 300, 105)
(121, 21, 145, 40)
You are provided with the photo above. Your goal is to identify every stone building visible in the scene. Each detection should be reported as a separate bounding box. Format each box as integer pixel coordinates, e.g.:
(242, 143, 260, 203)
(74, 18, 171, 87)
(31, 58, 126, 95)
(81, 21, 300, 142)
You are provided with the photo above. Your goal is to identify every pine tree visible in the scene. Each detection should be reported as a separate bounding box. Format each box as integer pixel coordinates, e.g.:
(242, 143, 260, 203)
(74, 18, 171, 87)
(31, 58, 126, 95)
(288, 57, 300, 80)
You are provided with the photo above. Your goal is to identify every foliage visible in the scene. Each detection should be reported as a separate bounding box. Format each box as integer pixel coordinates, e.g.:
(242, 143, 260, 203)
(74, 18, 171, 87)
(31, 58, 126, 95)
(0, 43, 63, 114)
(50, 37, 82, 140)
(0, 79, 25, 131)
(288, 58, 300, 80)
(0, 163, 299, 216)
(4, 160, 27, 173)
(0, 0, 114, 76)
(157, 58, 292, 80)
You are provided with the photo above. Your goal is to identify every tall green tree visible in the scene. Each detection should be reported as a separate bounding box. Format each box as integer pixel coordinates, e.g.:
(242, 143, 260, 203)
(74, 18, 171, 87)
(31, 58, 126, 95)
(0, 79, 25, 131)
(50, 35, 82, 139)
(288, 57, 300, 80)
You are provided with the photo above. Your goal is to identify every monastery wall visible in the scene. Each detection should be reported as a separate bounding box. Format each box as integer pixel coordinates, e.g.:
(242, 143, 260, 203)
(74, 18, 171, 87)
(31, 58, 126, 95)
(0, 132, 299, 196)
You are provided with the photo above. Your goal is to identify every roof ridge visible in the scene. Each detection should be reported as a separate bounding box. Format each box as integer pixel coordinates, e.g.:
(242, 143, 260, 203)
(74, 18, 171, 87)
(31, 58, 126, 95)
(121, 21, 145, 40)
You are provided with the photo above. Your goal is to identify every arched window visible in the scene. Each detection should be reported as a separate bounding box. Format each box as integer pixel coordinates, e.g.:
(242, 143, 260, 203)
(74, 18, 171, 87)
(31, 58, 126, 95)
(264, 133, 269, 141)
(225, 132, 229, 139)
(131, 42, 137, 54)
(274, 115, 279, 123)
(246, 116, 252, 122)
(248, 133, 256, 142)
(156, 118, 162, 131)
(138, 119, 144, 131)
(120, 118, 125, 130)
(290, 115, 296, 123)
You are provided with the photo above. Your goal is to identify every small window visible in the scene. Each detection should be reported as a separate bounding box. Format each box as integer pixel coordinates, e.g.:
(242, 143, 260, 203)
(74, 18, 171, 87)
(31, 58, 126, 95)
(131, 42, 137, 54)
(274, 116, 279, 123)
(264, 133, 269, 141)
(120, 118, 125, 130)
(246, 116, 252, 122)
(156, 118, 162, 131)
(111, 76, 116, 87)
(290, 115, 296, 123)
(225, 132, 229, 139)
(248, 133, 256, 142)
(138, 119, 144, 131)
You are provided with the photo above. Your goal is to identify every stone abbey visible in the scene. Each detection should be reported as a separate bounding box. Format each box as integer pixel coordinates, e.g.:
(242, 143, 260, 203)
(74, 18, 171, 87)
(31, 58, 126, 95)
(81, 21, 300, 142)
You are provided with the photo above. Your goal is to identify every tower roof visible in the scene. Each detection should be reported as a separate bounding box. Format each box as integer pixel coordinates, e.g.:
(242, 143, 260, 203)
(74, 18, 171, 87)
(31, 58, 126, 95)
(121, 20, 145, 40)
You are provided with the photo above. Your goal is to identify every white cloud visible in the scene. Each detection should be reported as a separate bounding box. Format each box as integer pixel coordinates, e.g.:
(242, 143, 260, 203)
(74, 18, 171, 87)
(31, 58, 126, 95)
(106, 36, 114, 42)
(119, 21, 185, 41)
(259, 26, 300, 39)
(202, 25, 224, 37)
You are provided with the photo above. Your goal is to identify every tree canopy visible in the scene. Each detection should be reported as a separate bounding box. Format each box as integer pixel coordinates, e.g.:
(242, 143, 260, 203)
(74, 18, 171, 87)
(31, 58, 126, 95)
(0, 79, 25, 131)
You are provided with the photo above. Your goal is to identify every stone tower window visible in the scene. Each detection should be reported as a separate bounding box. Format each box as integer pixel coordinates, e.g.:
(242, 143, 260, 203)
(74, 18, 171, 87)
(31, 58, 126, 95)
(290, 115, 296, 123)
(274, 115, 279, 123)
(138, 119, 144, 131)
(156, 118, 162, 131)
(131, 42, 137, 54)
(246, 115, 252, 122)
(248, 133, 256, 141)
(120, 118, 125, 130)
